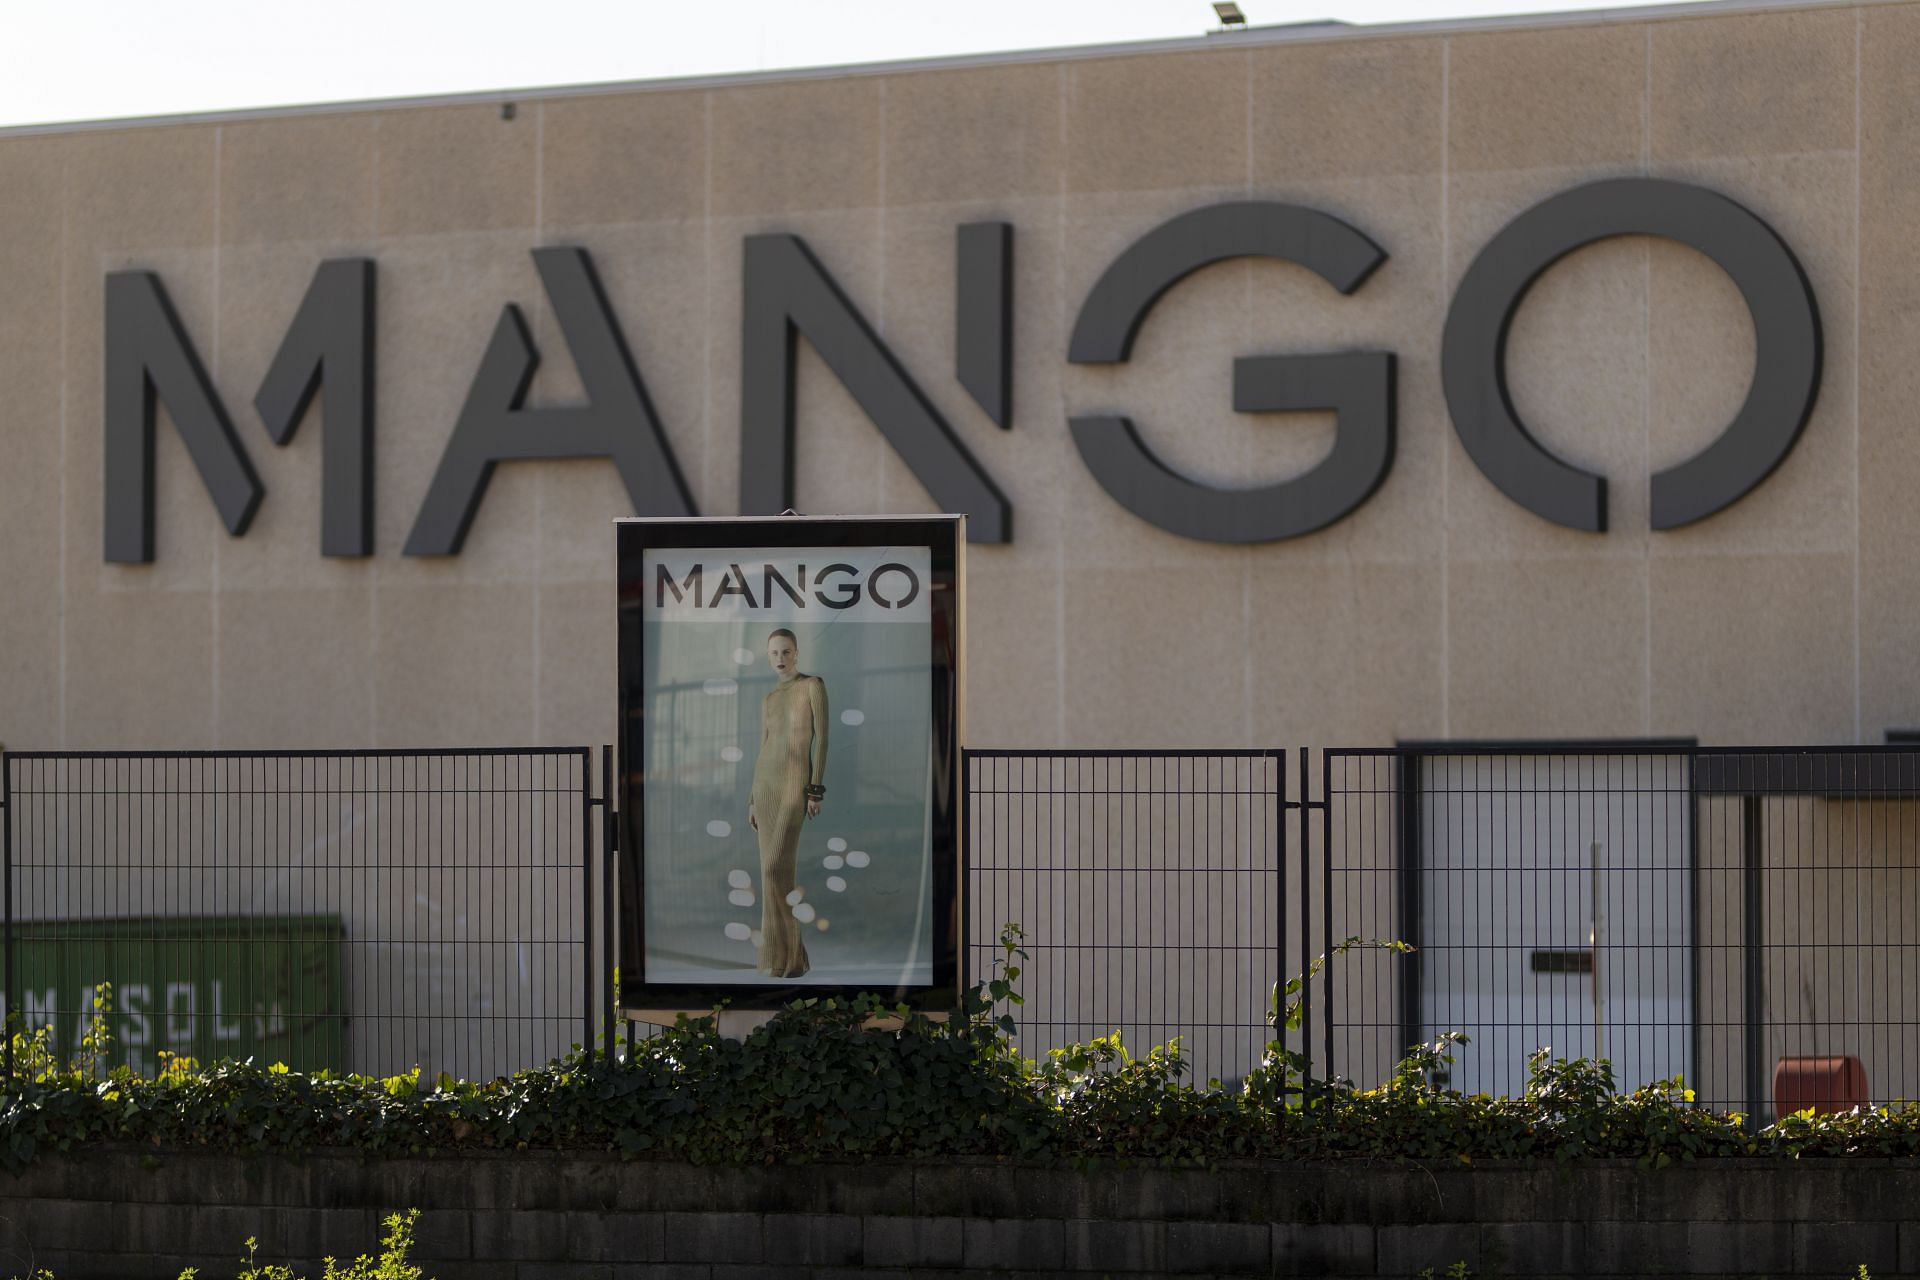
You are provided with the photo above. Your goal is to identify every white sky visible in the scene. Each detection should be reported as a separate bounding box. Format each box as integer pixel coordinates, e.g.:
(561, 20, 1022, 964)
(0, 0, 1683, 130)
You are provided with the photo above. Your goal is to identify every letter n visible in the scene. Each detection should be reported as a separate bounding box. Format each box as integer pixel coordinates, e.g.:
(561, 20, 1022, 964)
(739, 235, 1011, 542)
(103, 273, 263, 562)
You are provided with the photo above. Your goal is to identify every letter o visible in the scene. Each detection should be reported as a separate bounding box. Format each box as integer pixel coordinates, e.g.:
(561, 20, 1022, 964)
(867, 562, 920, 610)
(1441, 178, 1821, 532)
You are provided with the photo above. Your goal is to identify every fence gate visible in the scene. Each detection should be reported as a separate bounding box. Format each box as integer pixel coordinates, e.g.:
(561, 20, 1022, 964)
(963, 750, 1289, 1089)
(1318, 746, 1920, 1119)
(2, 749, 609, 1082)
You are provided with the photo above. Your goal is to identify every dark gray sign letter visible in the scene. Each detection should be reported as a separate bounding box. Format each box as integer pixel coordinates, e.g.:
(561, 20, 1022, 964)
(405, 247, 697, 556)
(103, 272, 264, 563)
(956, 222, 1013, 429)
(739, 234, 1012, 543)
(1066, 202, 1394, 543)
(253, 258, 376, 556)
(1442, 177, 1821, 531)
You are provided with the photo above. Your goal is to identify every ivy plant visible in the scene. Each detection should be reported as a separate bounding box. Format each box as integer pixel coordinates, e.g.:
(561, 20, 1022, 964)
(4, 926, 1918, 1171)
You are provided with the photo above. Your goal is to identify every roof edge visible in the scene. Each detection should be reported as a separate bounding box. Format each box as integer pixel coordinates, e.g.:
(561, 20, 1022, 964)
(0, 0, 1892, 137)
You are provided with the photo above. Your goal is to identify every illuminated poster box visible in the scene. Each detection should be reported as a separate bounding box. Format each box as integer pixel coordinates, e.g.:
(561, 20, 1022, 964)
(615, 516, 965, 1015)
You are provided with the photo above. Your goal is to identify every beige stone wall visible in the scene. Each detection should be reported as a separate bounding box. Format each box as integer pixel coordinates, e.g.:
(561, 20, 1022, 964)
(3, 0, 1920, 757)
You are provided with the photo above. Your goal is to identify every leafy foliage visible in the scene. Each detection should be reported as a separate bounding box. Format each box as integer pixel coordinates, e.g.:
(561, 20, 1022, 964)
(6, 927, 1920, 1171)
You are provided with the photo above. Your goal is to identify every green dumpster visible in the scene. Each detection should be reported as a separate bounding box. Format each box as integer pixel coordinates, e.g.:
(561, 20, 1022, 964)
(6, 915, 347, 1075)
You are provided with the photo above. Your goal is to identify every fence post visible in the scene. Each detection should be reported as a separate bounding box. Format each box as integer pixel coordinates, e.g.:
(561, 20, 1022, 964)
(2, 750, 11, 1081)
(1271, 748, 1286, 1097)
(1395, 751, 1423, 1071)
(1687, 753, 1703, 1115)
(1742, 791, 1766, 1127)
(959, 747, 972, 1001)
(1318, 748, 1334, 1086)
(1297, 747, 1313, 1097)
(602, 745, 617, 1063)
(581, 748, 595, 1066)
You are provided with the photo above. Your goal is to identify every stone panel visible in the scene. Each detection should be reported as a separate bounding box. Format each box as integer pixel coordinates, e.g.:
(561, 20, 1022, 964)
(1246, 560, 1443, 747)
(536, 580, 617, 749)
(63, 588, 215, 749)
(371, 583, 536, 746)
(219, 113, 377, 247)
(1648, 552, 1853, 744)
(1065, 51, 1249, 194)
(1446, 557, 1649, 741)
(1251, 38, 1443, 182)
(0, 557, 58, 749)
(1856, 1, 1920, 740)
(884, 64, 1064, 206)
(708, 79, 880, 216)
(541, 91, 706, 227)
(0, 132, 63, 261)
(1271, 1222, 1374, 1275)
(0, 135, 67, 748)
(216, 585, 373, 749)
(659, 1212, 764, 1263)
(64, 125, 216, 253)
(1447, 24, 1646, 174)
(374, 105, 535, 238)
(1650, 8, 1856, 161)
(961, 564, 1062, 748)
(1062, 563, 1248, 747)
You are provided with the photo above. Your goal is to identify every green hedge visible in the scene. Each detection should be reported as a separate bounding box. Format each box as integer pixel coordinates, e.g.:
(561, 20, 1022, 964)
(5, 933, 1920, 1169)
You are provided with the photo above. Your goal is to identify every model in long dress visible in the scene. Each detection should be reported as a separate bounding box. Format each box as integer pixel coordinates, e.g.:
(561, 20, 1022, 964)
(748, 629, 828, 978)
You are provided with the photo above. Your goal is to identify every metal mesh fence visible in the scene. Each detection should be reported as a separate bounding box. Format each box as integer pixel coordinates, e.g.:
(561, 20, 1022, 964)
(963, 750, 1287, 1089)
(1319, 747, 1920, 1117)
(10, 741, 1917, 1116)
(3, 750, 597, 1082)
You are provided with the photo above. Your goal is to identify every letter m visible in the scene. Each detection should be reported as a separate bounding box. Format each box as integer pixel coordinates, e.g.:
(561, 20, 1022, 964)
(104, 260, 374, 562)
(104, 273, 262, 562)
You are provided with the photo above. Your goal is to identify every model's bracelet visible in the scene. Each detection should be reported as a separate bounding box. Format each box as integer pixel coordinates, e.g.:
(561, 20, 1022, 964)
(805, 784, 826, 800)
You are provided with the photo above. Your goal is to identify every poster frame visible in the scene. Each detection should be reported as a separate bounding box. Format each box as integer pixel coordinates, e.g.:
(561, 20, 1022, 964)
(614, 514, 966, 1017)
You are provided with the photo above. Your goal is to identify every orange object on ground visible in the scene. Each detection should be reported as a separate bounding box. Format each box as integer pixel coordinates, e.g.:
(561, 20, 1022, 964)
(1773, 1055, 1869, 1115)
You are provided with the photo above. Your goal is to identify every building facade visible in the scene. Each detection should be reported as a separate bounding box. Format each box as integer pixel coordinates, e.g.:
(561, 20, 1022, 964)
(2, 0, 1918, 755)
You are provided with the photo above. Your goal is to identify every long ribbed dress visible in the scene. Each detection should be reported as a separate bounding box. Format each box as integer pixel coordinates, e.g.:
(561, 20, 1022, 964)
(750, 674, 826, 977)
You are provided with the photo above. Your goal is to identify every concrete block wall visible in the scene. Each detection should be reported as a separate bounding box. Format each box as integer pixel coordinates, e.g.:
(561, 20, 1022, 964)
(2, 1149, 1919, 1278)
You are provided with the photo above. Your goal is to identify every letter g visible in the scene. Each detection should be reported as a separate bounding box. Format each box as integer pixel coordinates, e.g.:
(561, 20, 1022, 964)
(1065, 202, 1396, 543)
